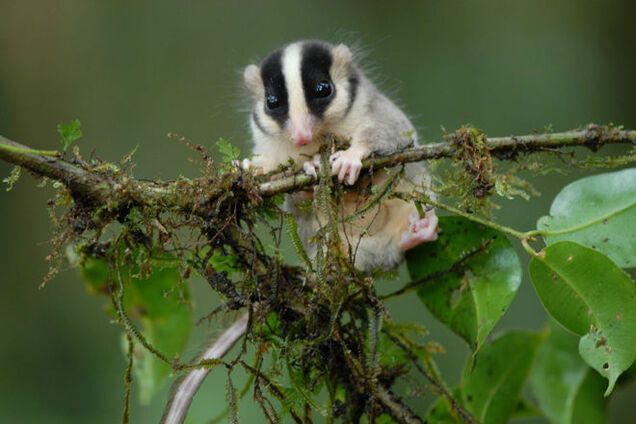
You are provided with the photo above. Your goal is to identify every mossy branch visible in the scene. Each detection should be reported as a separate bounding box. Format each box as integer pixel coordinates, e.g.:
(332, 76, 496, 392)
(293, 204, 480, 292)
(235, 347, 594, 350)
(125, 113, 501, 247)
(3, 124, 634, 424)
(1, 124, 634, 213)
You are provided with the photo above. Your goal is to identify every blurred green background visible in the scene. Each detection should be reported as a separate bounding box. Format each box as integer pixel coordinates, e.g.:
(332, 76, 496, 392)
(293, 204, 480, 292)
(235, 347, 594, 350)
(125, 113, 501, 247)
(1, 1, 635, 423)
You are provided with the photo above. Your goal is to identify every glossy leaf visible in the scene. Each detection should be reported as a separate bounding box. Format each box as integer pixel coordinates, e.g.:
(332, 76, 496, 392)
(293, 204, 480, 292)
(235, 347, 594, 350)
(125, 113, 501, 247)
(530, 323, 607, 424)
(529, 241, 636, 395)
(461, 330, 544, 424)
(537, 168, 636, 268)
(406, 216, 522, 351)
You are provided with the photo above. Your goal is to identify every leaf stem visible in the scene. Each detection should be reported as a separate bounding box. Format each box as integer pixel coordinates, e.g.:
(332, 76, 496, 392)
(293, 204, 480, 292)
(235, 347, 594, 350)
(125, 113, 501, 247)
(414, 201, 426, 219)
(409, 193, 540, 240)
(521, 238, 540, 257)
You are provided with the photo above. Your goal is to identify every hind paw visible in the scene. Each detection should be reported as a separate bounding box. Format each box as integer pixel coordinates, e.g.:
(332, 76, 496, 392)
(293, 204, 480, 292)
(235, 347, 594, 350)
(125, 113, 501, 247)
(398, 210, 439, 251)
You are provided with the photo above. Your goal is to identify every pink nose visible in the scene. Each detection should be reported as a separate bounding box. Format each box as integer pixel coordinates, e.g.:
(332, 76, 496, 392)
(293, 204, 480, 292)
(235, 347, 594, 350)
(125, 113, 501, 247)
(289, 115, 314, 147)
(293, 134, 312, 146)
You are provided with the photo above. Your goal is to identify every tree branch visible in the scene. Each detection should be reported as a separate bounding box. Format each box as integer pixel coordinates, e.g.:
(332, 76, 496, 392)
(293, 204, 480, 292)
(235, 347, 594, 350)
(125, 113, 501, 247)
(1, 125, 634, 213)
(257, 125, 635, 195)
(376, 386, 426, 424)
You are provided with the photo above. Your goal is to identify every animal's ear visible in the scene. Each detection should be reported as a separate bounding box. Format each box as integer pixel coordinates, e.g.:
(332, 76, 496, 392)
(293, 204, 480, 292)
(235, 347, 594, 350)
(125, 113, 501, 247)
(243, 64, 263, 98)
(331, 44, 353, 80)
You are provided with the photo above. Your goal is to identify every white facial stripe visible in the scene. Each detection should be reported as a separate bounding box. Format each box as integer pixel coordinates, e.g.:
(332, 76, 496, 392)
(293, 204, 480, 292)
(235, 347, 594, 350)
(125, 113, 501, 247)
(282, 43, 308, 121)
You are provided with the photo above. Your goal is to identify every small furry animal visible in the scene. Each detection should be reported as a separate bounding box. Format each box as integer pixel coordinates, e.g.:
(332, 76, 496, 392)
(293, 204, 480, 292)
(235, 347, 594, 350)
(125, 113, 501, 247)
(243, 40, 438, 270)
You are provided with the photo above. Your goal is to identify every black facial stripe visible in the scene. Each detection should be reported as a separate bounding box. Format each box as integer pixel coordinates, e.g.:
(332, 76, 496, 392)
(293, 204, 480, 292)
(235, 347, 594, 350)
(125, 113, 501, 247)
(301, 42, 334, 118)
(344, 74, 359, 117)
(252, 110, 271, 136)
(260, 48, 288, 127)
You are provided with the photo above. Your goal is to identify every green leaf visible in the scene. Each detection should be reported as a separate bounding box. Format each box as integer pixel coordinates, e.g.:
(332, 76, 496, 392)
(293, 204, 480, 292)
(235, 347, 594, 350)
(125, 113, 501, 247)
(57, 118, 82, 151)
(426, 388, 463, 424)
(529, 322, 608, 424)
(209, 249, 239, 275)
(570, 368, 609, 424)
(537, 168, 636, 268)
(125, 264, 192, 403)
(511, 398, 543, 421)
(406, 216, 522, 351)
(427, 391, 540, 424)
(216, 138, 240, 164)
(461, 330, 544, 424)
(79, 256, 192, 403)
(79, 257, 109, 292)
(625, 361, 636, 383)
(528, 241, 636, 395)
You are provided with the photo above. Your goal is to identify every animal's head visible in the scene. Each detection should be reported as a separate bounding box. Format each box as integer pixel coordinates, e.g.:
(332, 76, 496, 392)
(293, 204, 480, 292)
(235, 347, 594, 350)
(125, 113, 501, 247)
(243, 40, 359, 147)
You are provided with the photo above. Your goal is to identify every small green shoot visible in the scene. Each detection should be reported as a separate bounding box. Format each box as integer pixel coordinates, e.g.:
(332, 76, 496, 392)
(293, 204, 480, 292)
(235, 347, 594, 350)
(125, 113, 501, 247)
(57, 119, 82, 152)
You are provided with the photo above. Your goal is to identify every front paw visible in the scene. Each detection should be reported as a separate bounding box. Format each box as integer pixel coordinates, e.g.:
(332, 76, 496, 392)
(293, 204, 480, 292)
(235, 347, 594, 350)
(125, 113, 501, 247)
(302, 154, 321, 178)
(236, 158, 264, 175)
(398, 210, 439, 251)
(329, 148, 364, 185)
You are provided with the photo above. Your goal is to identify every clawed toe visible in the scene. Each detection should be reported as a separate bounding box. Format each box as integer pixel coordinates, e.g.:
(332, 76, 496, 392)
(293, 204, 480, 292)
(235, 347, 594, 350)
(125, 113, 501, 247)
(303, 161, 318, 178)
(330, 150, 363, 185)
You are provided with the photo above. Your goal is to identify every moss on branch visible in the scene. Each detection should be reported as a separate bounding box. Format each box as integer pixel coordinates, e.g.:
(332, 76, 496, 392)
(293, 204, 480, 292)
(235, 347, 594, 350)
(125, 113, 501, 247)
(1, 124, 634, 213)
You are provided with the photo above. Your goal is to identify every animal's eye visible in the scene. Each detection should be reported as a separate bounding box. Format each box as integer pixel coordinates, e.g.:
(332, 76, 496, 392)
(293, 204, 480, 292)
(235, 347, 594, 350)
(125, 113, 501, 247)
(266, 94, 280, 110)
(314, 80, 333, 98)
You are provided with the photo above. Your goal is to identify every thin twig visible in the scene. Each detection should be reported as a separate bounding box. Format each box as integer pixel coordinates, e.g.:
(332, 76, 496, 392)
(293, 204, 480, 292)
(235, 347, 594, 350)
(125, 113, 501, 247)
(112, 261, 173, 366)
(384, 330, 477, 424)
(241, 361, 305, 424)
(376, 386, 426, 424)
(122, 333, 134, 424)
(331, 327, 426, 424)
